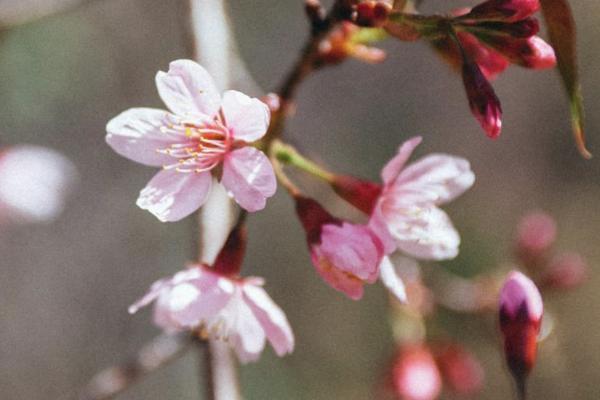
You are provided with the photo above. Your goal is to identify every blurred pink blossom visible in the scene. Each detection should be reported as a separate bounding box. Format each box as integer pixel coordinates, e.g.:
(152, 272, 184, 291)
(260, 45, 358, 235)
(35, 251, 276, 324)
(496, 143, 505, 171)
(106, 59, 275, 221)
(392, 344, 442, 400)
(515, 211, 557, 263)
(129, 264, 294, 363)
(0, 145, 77, 224)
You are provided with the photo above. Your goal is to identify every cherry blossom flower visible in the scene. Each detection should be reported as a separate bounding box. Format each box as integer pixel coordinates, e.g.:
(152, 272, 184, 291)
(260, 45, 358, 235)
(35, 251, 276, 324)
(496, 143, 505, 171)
(106, 59, 275, 222)
(0, 145, 77, 224)
(129, 264, 294, 363)
(499, 271, 543, 388)
(295, 195, 406, 302)
(333, 136, 474, 261)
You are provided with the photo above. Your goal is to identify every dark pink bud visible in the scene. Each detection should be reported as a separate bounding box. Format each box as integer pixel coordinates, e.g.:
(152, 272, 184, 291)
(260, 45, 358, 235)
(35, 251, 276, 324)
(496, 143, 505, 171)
(392, 345, 442, 400)
(468, 0, 540, 23)
(212, 222, 247, 276)
(476, 18, 540, 38)
(484, 35, 556, 69)
(499, 271, 543, 396)
(330, 175, 382, 214)
(433, 343, 485, 396)
(458, 32, 510, 80)
(462, 60, 503, 138)
(294, 195, 338, 244)
(355, 1, 391, 27)
(541, 252, 588, 290)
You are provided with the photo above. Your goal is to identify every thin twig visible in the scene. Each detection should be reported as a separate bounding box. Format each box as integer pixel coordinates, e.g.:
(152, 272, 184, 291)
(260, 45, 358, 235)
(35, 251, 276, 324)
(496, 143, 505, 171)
(76, 333, 193, 400)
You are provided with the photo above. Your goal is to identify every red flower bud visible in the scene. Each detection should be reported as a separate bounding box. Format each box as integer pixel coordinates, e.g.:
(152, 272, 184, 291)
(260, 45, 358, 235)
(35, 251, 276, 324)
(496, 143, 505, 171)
(433, 343, 485, 396)
(212, 222, 247, 276)
(461, 59, 503, 138)
(467, 0, 540, 23)
(330, 175, 382, 214)
(477, 18, 540, 38)
(541, 252, 588, 290)
(392, 345, 442, 400)
(355, 1, 391, 27)
(483, 35, 556, 69)
(499, 271, 543, 396)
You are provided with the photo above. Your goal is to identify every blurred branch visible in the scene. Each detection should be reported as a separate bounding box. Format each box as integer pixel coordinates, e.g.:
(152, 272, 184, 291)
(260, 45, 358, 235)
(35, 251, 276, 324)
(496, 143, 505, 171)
(76, 333, 193, 400)
(0, 0, 96, 29)
(188, 1, 245, 399)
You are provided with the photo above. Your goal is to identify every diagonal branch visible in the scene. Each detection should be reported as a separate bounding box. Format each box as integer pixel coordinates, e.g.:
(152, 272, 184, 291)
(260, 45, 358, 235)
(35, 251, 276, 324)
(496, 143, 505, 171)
(75, 333, 193, 400)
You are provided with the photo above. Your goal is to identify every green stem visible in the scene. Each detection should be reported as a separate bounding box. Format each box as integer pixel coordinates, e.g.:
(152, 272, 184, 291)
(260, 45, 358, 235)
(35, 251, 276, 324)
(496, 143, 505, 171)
(270, 140, 335, 183)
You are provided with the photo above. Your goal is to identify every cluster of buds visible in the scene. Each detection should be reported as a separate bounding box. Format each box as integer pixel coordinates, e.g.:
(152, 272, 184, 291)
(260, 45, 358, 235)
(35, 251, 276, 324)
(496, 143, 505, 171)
(384, 0, 556, 138)
(317, 21, 387, 65)
(515, 211, 588, 290)
(388, 342, 484, 400)
(0, 145, 77, 225)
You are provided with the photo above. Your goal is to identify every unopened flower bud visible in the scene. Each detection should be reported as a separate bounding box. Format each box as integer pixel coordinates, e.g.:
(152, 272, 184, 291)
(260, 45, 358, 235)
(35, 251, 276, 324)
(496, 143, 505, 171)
(541, 252, 588, 290)
(330, 175, 382, 214)
(433, 343, 485, 396)
(355, 1, 392, 27)
(212, 221, 247, 276)
(461, 60, 503, 138)
(467, 0, 540, 23)
(484, 35, 556, 69)
(515, 211, 556, 267)
(319, 22, 387, 64)
(499, 271, 543, 396)
(392, 344, 442, 400)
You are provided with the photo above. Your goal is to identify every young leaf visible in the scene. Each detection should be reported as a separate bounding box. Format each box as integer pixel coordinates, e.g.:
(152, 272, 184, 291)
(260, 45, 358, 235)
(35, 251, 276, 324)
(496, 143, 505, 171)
(540, 0, 591, 158)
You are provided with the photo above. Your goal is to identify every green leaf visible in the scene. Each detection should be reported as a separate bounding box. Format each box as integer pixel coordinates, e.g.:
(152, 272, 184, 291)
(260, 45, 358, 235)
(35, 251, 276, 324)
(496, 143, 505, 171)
(540, 0, 591, 158)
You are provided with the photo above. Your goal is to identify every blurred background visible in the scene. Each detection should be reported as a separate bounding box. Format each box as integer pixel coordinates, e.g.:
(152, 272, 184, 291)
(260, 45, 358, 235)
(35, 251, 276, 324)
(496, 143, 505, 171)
(0, 0, 599, 399)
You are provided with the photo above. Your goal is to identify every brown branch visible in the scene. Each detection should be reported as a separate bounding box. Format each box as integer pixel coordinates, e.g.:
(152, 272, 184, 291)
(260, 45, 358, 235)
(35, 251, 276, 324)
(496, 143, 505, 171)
(75, 333, 193, 400)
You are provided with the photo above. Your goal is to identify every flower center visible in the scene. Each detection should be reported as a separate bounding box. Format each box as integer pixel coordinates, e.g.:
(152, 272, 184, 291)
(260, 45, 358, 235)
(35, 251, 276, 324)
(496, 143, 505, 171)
(158, 116, 231, 173)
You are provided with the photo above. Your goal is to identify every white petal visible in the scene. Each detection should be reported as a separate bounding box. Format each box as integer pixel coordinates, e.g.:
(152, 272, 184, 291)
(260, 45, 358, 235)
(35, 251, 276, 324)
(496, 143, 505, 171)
(106, 108, 181, 166)
(243, 284, 294, 356)
(136, 169, 212, 222)
(221, 90, 270, 142)
(379, 256, 407, 303)
(156, 59, 221, 117)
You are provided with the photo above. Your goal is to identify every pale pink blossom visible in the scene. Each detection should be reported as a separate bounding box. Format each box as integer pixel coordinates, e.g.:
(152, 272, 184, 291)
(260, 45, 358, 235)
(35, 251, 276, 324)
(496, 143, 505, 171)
(0, 145, 77, 223)
(296, 195, 407, 302)
(129, 264, 294, 363)
(369, 137, 475, 260)
(106, 60, 275, 221)
(392, 345, 442, 400)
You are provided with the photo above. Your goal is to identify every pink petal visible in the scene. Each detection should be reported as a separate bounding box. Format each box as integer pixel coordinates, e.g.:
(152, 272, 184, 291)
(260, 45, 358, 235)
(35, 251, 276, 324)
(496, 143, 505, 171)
(368, 205, 398, 255)
(155, 59, 221, 118)
(169, 272, 235, 327)
(243, 284, 294, 356)
(221, 90, 270, 142)
(395, 154, 475, 205)
(128, 277, 170, 314)
(136, 169, 212, 222)
(106, 108, 181, 166)
(311, 246, 366, 300)
(500, 271, 543, 320)
(392, 207, 461, 260)
(381, 137, 422, 185)
(223, 294, 267, 363)
(379, 256, 407, 303)
(318, 223, 383, 282)
(221, 147, 276, 212)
